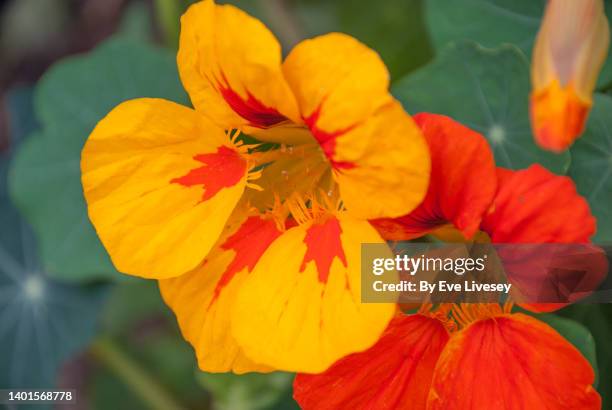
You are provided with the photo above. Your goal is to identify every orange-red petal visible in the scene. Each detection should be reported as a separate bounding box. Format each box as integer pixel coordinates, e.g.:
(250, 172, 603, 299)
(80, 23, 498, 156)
(372, 113, 496, 241)
(428, 313, 600, 409)
(481, 165, 595, 243)
(481, 166, 600, 311)
(293, 314, 449, 410)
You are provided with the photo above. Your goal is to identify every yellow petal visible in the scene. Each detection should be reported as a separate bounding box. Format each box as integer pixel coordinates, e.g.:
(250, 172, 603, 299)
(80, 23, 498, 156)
(332, 100, 430, 219)
(231, 213, 396, 373)
(530, 0, 610, 151)
(177, 0, 300, 134)
(283, 33, 391, 139)
(82, 98, 246, 279)
(283, 34, 430, 218)
(159, 211, 283, 373)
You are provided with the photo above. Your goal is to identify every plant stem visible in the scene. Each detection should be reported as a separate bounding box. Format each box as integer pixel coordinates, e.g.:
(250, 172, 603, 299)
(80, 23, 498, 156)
(90, 338, 185, 410)
(154, 0, 182, 48)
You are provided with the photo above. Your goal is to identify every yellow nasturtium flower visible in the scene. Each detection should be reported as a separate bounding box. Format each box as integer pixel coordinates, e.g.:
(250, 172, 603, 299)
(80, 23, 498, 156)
(530, 0, 610, 152)
(81, 0, 430, 373)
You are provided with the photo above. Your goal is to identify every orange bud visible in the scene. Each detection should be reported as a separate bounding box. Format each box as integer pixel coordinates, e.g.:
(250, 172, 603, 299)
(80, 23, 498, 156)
(530, 0, 610, 152)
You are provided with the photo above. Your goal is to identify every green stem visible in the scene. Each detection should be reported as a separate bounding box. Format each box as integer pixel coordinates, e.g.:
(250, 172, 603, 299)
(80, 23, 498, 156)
(154, 0, 182, 48)
(90, 338, 185, 410)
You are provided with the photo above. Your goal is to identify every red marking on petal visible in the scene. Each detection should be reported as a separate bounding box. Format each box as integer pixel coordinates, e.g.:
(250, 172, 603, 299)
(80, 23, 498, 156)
(171, 146, 246, 201)
(304, 105, 357, 171)
(217, 73, 286, 128)
(300, 217, 347, 283)
(209, 216, 283, 307)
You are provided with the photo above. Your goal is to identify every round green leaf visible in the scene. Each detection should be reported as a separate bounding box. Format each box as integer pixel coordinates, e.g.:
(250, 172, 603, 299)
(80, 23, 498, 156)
(35, 38, 188, 137)
(425, 0, 612, 88)
(9, 38, 188, 282)
(392, 41, 570, 173)
(0, 150, 108, 389)
(568, 93, 612, 242)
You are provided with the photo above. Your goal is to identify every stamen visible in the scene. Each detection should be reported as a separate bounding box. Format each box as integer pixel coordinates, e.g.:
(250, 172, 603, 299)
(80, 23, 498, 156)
(451, 303, 508, 329)
(419, 303, 457, 333)
(246, 182, 264, 191)
(286, 194, 313, 226)
(227, 128, 260, 156)
(245, 168, 264, 192)
(263, 194, 290, 231)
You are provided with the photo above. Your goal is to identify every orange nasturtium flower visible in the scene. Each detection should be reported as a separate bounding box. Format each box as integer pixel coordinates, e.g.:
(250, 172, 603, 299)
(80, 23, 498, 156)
(530, 0, 610, 152)
(373, 113, 596, 245)
(81, 0, 430, 373)
(294, 304, 601, 410)
(319, 113, 600, 409)
(373, 113, 602, 312)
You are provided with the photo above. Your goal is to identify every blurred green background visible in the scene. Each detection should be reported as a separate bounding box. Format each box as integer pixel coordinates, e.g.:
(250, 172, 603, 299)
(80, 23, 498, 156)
(1, 0, 612, 409)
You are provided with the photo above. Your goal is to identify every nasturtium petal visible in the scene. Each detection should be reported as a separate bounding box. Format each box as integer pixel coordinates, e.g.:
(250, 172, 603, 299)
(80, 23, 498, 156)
(330, 101, 430, 219)
(177, 0, 300, 134)
(82, 98, 247, 279)
(293, 314, 449, 410)
(372, 113, 496, 240)
(481, 166, 602, 313)
(231, 214, 396, 373)
(393, 41, 570, 174)
(537, 313, 599, 384)
(428, 313, 601, 410)
(8, 38, 188, 282)
(283, 32, 391, 142)
(481, 165, 595, 243)
(160, 211, 282, 373)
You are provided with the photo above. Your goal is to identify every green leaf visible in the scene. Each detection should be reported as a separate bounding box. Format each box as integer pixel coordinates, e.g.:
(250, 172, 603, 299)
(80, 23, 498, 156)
(332, 0, 433, 79)
(101, 280, 170, 336)
(425, 0, 612, 88)
(117, 0, 155, 43)
(538, 313, 599, 386)
(5, 86, 40, 145)
(568, 93, 612, 242)
(197, 372, 297, 410)
(8, 38, 188, 283)
(294, 0, 433, 80)
(232, 0, 433, 80)
(0, 148, 108, 389)
(393, 41, 570, 173)
(426, 1, 542, 53)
